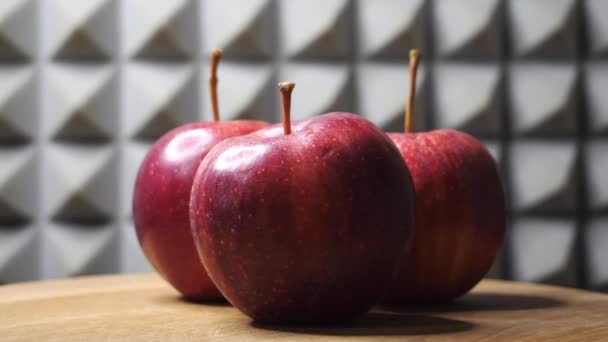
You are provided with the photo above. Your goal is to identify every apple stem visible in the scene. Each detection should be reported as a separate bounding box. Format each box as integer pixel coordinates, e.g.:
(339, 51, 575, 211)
(209, 48, 223, 122)
(279, 82, 295, 135)
(405, 49, 421, 133)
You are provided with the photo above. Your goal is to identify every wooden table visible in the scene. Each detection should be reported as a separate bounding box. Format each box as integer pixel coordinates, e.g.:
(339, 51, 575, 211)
(1, 273, 607, 341)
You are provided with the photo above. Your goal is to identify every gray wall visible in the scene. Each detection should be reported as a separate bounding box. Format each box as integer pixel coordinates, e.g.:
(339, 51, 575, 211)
(0, 0, 607, 291)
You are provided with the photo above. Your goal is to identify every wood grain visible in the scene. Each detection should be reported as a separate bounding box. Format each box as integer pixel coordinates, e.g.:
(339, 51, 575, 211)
(1, 273, 607, 341)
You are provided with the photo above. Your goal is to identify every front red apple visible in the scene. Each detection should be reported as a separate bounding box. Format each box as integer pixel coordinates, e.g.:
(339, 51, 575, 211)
(190, 83, 415, 323)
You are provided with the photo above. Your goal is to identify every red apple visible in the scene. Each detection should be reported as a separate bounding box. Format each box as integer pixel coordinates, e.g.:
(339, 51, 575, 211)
(132, 49, 268, 300)
(386, 50, 506, 304)
(190, 82, 415, 323)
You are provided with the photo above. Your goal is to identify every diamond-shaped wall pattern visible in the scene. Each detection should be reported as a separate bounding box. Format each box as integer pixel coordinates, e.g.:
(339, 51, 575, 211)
(281, 63, 351, 120)
(43, 62, 116, 141)
(434, 63, 502, 137)
(511, 218, 578, 286)
(0, 0, 605, 292)
(585, 217, 608, 290)
(123, 61, 196, 140)
(203, 0, 273, 59)
(42, 0, 117, 61)
(280, 0, 352, 59)
(584, 62, 608, 135)
(509, 63, 578, 137)
(120, 221, 152, 273)
(0, 146, 37, 224)
(121, 0, 197, 60)
(585, 140, 608, 213)
(358, 0, 427, 59)
(510, 141, 578, 213)
(509, 0, 578, 58)
(42, 222, 116, 278)
(0, 225, 38, 283)
(0, 0, 36, 61)
(434, 0, 502, 59)
(358, 62, 428, 132)
(584, 0, 608, 57)
(201, 62, 275, 122)
(0, 66, 36, 143)
(44, 144, 116, 223)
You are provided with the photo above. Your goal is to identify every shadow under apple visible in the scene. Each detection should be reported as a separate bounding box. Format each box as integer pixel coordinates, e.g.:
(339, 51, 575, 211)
(251, 312, 474, 337)
(380, 292, 564, 314)
(152, 294, 230, 307)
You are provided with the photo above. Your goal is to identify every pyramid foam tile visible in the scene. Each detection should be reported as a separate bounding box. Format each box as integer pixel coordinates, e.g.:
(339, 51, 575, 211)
(509, 63, 578, 137)
(120, 0, 197, 60)
(280, 63, 352, 120)
(357, 62, 428, 132)
(42, 222, 117, 279)
(42, 62, 116, 141)
(508, 0, 578, 59)
(280, 0, 352, 60)
(584, 0, 608, 57)
(434, 63, 502, 137)
(41, 0, 117, 61)
(511, 218, 578, 286)
(357, 0, 427, 60)
(510, 141, 578, 213)
(201, 61, 275, 122)
(0, 224, 38, 283)
(0, 0, 37, 61)
(202, 0, 273, 59)
(585, 140, 608, 213)
(44, 143, 117, 224)
(584, 62, 608, 136)
(120, 220, 152, 273)
(0, 65, 36, 143)
(433, 0, 502, 59)
(585, 217, 608, 290)
(0, 146, 37, 224)
(123, 61, 197, 141)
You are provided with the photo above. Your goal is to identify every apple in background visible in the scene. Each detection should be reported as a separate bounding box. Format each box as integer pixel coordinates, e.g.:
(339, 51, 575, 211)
(190, 82, 415, 323)
(386, 50, 506, 304)
(132, 49, 268, 300)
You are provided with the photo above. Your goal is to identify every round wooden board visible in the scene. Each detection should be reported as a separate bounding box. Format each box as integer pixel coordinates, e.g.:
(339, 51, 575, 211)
(1, 273, 607, 341)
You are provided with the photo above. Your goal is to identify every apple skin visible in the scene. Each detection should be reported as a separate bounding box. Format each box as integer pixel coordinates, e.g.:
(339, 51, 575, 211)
(386, 129, 506, 304)
(190, 113, 415, 323)
(133, 120, 268, 300)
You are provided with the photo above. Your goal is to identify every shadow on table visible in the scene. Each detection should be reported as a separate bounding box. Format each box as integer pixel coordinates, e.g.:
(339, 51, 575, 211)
(180, 296, 230, 306)
(380, 292, 564, 314)
(251, 312, 474, 337)
(152, 294, 231, 307)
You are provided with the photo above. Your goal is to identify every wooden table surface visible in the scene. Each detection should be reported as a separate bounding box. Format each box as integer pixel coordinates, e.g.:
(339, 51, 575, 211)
(1, 273, 607, 341)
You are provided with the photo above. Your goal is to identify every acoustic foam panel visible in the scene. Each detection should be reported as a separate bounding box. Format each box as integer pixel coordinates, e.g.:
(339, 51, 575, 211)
(0, 0, 605, 292)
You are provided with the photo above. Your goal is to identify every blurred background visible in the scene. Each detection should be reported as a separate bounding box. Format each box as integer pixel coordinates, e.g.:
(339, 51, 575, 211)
(0, 0, 606, 292)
